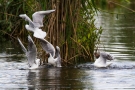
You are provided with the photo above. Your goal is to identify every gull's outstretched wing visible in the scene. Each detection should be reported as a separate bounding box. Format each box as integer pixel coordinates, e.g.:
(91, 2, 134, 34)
(38, 38, 55, 57)
(19, 14, 34, 28)
(27, 35, 37, 67)
(17, 38, 27, 54)
(32, 10, 55, 27)
(101, 52, 114, 60)
(55, 46, 62, 67)
(55, 46, 60, 58)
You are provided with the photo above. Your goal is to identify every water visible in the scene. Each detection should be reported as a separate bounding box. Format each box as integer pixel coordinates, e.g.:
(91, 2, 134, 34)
(1, 4, 135, 90)
(96, 8, 135, 61)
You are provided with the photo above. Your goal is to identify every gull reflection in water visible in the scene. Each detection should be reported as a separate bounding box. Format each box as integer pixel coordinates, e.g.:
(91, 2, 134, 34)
(27, 68, 61, 89)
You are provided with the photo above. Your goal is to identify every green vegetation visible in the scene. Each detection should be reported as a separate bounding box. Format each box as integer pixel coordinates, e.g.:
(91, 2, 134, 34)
(0, 0, 102, 66)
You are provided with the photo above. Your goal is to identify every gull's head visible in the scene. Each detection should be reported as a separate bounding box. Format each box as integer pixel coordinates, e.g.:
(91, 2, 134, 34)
(56, 46, 60, 51)
(94, 51, 100, 59)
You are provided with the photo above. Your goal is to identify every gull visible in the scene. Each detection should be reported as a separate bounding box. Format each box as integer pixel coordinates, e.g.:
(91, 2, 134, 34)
(18, 35, 40, 69)
(38, 38, 62, 67)
(94, 51, 114, 67)
(19, 10, 55, 39)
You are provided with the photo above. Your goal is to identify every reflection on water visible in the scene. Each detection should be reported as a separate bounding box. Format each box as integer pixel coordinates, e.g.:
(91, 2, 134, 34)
(0, 69, 28, 89)
(1, 3, 135, 90)
(96, 9, 135, 61)
(27, 68, 94, 89)
(90, 69, 135, 90)
(1, 62, 135, 90)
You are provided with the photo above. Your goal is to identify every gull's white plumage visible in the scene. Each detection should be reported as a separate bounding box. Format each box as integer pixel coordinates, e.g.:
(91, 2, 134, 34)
(48, 53, 58, 67)
(18, 35, 40, 69)
(19, 10, 55, 39)
(94, 52, 114, 67)
(38, 38, 62, 67)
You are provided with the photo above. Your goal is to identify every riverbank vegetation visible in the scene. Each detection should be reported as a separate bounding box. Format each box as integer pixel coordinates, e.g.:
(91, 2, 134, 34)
(0, 0, 102, 66)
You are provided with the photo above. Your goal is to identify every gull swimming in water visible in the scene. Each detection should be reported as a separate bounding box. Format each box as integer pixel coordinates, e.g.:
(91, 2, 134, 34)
(18, 35, 40, 69)
(94, 51, 114, 67)
(19, 10, 55, 39)
(38, 38, 62, 67)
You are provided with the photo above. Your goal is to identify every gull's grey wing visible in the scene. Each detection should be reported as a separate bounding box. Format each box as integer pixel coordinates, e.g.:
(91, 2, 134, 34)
(55, 46, 60, 58)
(32, 10, 55, 27)
(27, 35, 37, 67)
(17, 38, 27, 54)
(19, 14, 35, 28)
(101, 52, 114, 60)
(38, 38, 55, 57)
(55, 46, 62, 67)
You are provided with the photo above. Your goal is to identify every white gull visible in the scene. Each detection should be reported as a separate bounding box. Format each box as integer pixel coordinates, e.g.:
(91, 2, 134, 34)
(94, 52, 114, 67)
(18, 35, 40, 69)
(19, 10, 55, 39)
(38, 38, 62, 67)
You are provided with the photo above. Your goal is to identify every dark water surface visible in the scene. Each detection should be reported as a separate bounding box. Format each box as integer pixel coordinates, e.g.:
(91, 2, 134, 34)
(1, 4, 135, 90)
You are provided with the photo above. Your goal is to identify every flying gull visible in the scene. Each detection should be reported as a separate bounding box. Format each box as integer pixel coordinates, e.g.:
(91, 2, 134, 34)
(38, 38, 62, 67)
(19, 10, 55, 39)
(94, 51, 114, 67)
(18, 35, 40, 69)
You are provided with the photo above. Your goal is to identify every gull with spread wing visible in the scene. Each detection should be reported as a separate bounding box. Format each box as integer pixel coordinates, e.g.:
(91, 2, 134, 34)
(18, 35, 40, 69)
(38, 38, 62, 67)
(19, 10, 55, 39)
(94, 51, 114, 67)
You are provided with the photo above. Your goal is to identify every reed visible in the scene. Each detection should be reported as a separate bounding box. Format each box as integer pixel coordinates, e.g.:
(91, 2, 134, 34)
(0, 0, 102, 66)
